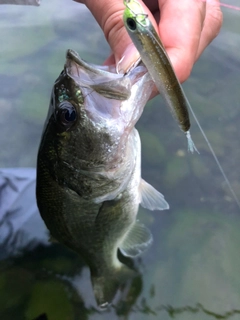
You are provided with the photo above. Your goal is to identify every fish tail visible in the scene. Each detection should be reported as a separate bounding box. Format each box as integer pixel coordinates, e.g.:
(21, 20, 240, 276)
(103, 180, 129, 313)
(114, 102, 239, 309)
(90, 264, 136, 309)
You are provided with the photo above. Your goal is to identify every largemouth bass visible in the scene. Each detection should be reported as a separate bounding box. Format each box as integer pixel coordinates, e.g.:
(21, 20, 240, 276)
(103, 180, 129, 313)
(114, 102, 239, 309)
(36, 49, 169, 307)
(123, 0, 198, 153)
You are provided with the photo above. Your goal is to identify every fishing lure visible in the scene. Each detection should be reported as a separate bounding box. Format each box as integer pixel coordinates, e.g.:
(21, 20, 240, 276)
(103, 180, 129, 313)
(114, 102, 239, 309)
(123, 0, 197, 153)
(123, 0, 240, 209)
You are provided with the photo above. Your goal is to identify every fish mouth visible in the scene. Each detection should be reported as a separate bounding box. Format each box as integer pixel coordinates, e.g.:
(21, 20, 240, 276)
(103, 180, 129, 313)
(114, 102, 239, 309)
(61, 49, 153, 123)
(66, 49, 118, 75)
(65, 49, 132, 101)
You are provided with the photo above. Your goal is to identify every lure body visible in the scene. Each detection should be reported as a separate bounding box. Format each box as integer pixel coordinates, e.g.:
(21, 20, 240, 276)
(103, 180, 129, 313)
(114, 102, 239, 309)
(123, 0, 197, 153)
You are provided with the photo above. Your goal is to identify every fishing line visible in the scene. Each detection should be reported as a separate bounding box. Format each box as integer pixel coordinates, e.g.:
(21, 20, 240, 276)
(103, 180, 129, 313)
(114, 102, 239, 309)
(127, 3, 240, 209)
(185, 95, 240, 210)
(219, 2, 240, 11)
(201, 0, 240, 12)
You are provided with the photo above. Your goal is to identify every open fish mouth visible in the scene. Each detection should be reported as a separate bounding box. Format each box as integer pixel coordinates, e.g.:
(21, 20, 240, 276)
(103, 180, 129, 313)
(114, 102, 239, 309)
(65, 49, 132, 101)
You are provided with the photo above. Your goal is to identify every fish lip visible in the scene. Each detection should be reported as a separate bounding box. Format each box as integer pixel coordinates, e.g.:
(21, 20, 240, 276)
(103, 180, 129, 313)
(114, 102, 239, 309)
(65, 49, 146, 78)
(66, 49, 98, 75)
(66, 49, 119, 76)
(65, 48, 148, 82)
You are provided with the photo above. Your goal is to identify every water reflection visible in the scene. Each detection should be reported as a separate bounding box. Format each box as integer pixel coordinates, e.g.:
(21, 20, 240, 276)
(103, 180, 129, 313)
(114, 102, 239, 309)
(1, 168, 240, 319)
(1, 239, 240, 320)
(0, 168, 48, 260)
(128, 301, 240, 319)
(0, 238, 142, 319)
(1, 1, 240, 319)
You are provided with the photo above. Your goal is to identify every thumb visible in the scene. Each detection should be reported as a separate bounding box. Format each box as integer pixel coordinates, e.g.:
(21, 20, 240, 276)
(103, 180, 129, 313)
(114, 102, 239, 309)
(76, 0, 140, 72)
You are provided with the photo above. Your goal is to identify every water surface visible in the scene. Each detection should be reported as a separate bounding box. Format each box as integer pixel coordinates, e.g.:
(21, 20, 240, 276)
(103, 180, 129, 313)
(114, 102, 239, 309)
(0, 1, 240, 319)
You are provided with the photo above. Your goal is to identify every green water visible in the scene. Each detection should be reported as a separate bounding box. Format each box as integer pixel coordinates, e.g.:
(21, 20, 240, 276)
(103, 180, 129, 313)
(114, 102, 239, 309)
(0, 1, 240, 319)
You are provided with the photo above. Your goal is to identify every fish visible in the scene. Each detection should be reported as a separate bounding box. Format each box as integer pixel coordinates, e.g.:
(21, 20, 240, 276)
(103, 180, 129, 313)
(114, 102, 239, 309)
(123, 0, 198, 153)
(36, 49, 169, 308)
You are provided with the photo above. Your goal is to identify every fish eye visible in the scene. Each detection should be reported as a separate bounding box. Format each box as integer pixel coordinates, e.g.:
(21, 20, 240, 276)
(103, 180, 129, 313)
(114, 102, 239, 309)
(126, 17, 137, 31)
(56, 101, 77, 130)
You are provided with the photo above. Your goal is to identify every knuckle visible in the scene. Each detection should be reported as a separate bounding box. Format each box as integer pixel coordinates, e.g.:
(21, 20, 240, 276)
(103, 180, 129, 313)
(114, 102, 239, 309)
(207, 3, 223, 37)
(102, 7, 123, 44)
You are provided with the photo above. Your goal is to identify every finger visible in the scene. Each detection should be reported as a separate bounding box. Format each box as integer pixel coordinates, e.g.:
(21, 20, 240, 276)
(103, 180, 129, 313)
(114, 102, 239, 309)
(158, 0, 206, 83)
(74, 0, 160, 71)
(75, 0, 137, 68)
(196, 0, 223, 59)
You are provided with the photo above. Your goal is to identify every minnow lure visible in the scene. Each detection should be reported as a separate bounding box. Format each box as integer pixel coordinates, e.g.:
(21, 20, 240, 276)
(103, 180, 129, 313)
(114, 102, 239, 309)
(123, 0, 197, 153)
(123, 0, 240, 210)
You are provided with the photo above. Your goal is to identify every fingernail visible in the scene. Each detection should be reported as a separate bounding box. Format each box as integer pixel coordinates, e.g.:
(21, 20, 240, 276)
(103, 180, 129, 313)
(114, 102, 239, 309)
(117, 44, 140, 74)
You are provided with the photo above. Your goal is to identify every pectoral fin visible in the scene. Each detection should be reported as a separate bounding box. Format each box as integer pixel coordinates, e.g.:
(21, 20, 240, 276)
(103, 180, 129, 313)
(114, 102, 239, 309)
(119, 220, 153, 257)
(139, 179, 169, 211)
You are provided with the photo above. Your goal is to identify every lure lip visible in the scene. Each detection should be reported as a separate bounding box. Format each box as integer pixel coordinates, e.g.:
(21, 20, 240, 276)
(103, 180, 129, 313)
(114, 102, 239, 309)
(123, 0, 149, 28)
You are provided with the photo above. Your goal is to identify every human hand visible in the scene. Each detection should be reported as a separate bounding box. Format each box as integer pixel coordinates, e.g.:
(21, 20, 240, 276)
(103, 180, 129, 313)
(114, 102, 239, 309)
(74, 0, 222, 83)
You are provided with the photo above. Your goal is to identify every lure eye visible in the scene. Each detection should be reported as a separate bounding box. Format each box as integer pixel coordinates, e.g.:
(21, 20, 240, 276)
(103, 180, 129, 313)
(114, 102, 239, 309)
(126, 17, 137, 31)
(56, 101, 77, 130)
